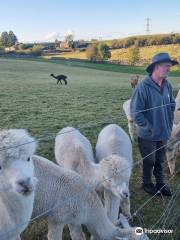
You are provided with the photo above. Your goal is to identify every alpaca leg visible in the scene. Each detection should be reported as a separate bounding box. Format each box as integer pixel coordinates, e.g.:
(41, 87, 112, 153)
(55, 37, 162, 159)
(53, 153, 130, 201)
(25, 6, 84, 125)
(119, 213, 131, 228)
(47, 221, 63, 240)
(68, 224, 86, 240)
(120, 196, 131, 219)
(104, 190, 120, 223)
(167, 156, 176, 175)
(166, 143, 179, 175)
(57, 80, 59, 84)
(128, 121, 135, 142)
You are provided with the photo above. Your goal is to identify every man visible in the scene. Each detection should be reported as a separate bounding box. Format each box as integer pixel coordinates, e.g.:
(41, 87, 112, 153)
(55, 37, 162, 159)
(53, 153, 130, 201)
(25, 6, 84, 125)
(131, 52, 178, 196)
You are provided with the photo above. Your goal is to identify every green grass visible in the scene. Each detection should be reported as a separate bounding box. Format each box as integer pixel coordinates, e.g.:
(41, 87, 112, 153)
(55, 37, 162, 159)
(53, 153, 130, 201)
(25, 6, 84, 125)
(0, 58, 179, 240)
(45, 57, 180, 77)
(2, 55, 180, 77)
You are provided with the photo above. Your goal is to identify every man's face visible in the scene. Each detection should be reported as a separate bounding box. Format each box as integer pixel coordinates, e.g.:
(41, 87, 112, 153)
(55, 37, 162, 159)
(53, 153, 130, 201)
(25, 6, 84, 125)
(154, 62, 172, 78)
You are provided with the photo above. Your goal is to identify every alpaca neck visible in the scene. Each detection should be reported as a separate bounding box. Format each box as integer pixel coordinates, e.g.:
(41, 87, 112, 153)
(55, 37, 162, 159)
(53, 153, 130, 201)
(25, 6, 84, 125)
(83, 161, 103, 190)
(51, 74, 57, 79)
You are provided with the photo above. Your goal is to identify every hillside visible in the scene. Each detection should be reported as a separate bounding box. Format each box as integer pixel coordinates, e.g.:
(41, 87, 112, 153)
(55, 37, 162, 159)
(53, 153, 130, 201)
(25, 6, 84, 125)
(43, 44, 180, 70)
(111, 44, 180, 65)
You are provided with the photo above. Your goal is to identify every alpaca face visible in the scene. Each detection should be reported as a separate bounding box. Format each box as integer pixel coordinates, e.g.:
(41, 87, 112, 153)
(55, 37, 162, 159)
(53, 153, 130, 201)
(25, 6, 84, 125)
(0, 129, 37, 196)
(6, 157, 37, 196)
(100, 155, 131, 200)
(104, 177, 129, 200)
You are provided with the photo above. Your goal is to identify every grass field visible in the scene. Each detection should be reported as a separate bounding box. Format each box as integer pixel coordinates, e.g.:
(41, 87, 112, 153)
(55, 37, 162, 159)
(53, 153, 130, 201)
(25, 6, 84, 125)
(0, 58, 180, 240)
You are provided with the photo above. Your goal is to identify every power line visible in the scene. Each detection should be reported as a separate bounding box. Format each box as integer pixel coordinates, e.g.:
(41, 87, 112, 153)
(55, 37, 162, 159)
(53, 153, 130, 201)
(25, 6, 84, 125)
(145, 17, 151, 34)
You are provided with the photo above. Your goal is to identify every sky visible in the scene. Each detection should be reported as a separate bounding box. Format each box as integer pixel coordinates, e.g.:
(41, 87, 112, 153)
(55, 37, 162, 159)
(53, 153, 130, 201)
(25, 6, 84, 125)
(0, 0, 180, 42)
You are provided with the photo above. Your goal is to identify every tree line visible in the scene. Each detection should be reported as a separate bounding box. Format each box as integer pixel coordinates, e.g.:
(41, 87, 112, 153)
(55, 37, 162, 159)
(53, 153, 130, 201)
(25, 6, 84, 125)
(110, 33, 180, 49)
(86, 43, 111, 61)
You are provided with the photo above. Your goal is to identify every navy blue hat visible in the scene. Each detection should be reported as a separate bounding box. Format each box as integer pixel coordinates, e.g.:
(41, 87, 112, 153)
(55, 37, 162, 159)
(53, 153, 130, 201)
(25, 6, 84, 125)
(146, 52, 179, 73)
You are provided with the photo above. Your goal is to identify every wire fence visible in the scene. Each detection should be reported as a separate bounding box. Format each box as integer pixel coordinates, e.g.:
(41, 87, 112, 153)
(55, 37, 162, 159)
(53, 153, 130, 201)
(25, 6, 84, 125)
(0, 101, 179, 239)
(0, 102, 176, 152)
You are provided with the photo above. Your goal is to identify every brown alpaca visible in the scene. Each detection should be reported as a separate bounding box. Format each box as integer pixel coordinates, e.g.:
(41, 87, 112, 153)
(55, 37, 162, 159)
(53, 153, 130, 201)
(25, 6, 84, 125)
(130, 75, 139, 89)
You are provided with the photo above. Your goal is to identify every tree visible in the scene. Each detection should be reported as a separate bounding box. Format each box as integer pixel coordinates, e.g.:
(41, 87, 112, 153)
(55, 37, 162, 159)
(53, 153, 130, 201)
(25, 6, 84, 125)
(0, 31, 9, 46)
(31, 44, 44, 56)
(127, 45, 140, 66)
(7, 30, 18, 46)
(86, 43, 111, 62)
(0, 45, 4, 52)
(55, 39, 59, 48)
(86, 44, 99, 61)
(98, 43, 111, 60)
(65, 34, 74, 43)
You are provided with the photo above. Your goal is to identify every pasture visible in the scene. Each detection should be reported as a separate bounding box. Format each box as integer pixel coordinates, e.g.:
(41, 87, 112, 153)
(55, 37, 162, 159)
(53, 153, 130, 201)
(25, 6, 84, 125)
(0, 58, 179, 239)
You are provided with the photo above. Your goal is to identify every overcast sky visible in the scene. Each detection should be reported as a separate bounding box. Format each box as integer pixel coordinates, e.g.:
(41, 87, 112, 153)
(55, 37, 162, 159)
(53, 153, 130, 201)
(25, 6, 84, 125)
(0, 0, 180, 42)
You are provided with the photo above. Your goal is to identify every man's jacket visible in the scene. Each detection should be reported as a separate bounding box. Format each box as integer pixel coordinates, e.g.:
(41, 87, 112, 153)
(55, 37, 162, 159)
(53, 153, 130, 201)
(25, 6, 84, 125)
(130, 76, 176, 141)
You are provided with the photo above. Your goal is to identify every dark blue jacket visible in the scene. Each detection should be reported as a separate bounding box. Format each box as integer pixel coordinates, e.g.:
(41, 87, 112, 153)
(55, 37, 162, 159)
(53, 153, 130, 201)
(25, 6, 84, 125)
(130, 76, 176, 141)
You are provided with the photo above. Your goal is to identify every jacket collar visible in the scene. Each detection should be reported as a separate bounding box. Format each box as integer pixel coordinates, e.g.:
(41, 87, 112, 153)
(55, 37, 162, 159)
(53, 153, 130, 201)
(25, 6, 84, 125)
(143, 76, 168, 93)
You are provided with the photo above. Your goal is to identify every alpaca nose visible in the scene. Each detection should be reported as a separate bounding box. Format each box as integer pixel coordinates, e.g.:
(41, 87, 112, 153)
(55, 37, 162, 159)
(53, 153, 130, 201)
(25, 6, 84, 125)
(17, 178, 33, 195)
(122, 191, 129, 198)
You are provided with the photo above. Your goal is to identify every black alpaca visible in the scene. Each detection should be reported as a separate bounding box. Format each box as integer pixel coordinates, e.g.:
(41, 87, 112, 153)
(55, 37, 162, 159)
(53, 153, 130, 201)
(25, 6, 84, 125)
(50, 74, 68, 85)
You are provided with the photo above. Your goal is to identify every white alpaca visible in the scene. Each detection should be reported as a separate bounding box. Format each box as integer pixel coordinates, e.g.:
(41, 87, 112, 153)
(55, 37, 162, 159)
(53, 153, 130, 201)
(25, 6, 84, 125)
(55, 127, 132, 239)
(165, 89, 180, 174)
(96, 124, 133, 223)
(166, 122, 180, 175)
(0, 129, 37, 240)
(31, 155, 137, 240)
(123, 99, 136, 142)
(55, 127, 129, 196)
(174, 88, 180, 124)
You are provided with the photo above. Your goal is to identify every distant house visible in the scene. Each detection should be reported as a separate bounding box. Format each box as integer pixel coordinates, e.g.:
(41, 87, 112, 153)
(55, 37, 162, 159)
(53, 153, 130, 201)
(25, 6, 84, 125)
(58, 40, 89, 51)
(4, 46, 16, 52)
(4, 43, 21, 52)
(59, 41, 72, 49)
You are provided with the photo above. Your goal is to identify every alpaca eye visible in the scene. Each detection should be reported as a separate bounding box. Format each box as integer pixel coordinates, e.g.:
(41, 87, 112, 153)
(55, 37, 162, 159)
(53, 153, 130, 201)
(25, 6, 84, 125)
(0, 166, 2, 170)
(27, 157, 31, 162)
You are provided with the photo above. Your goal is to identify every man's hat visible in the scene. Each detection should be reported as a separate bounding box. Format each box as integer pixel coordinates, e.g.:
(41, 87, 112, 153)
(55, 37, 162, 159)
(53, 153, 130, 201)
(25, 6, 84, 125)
(146, 52, 179, 73)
